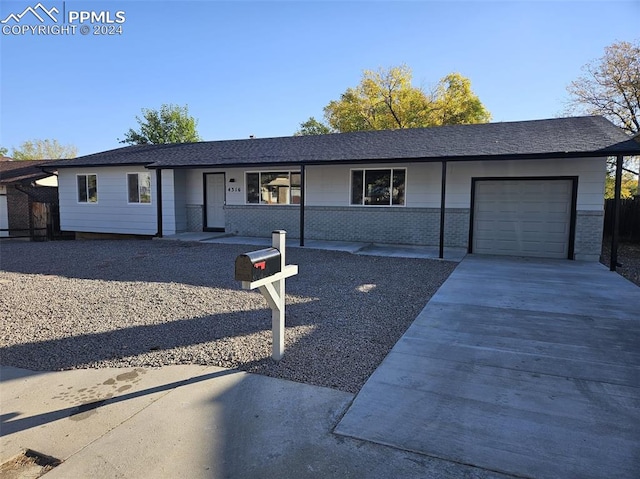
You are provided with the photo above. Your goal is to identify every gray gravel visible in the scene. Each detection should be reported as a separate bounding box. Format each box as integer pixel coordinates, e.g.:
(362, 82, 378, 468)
(601, 241, 640, 287)
(0, 239, 456, 393)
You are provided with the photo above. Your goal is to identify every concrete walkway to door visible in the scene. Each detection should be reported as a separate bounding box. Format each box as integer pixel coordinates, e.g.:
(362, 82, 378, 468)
(335, 255, 640, 479)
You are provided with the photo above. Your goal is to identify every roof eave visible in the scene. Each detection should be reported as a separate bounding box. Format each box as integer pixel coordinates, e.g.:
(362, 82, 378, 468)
(143, 149, 636, 170)
(51, 161, 156, 169)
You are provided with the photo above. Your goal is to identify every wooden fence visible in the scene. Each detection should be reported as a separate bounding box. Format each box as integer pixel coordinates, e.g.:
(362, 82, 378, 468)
(0, 185, 69, 241)
(604, 197, 640, 242)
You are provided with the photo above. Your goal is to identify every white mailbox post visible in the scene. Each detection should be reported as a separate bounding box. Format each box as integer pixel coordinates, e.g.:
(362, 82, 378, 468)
(235, 230, 298, 360)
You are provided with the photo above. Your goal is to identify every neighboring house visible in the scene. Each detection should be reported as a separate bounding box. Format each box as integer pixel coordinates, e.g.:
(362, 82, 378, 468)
(0, 158, 58, 238)
(48, 116, 640, 261)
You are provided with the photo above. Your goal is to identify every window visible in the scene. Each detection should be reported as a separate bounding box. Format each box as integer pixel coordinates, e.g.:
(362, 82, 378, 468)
(351, 168, 405, 206)
(128, 173, 152, 204)
(246, 171, 301, 204)
(77, 174, 98, 203)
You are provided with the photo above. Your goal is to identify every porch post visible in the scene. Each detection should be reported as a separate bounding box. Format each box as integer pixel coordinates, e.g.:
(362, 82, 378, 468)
(610, 155, 623, 271)
(439, 160, 447, 259)
(299, 165, 305, 247)
(156, 168, 163, 238)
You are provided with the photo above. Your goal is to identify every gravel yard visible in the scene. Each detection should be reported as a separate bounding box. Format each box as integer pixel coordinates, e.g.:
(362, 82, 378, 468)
(0, 239, 456, 393)
(601, 240, 640, 287)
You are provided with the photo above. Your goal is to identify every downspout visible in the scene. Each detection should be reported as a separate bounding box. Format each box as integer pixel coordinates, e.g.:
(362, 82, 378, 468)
(299, 165, 305, 247)
(156, 168, 163, 238)
(439, 160, 447, 259)
(610, 155, 623, 271)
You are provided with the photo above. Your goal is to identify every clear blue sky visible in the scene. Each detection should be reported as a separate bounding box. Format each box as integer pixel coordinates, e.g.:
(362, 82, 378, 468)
(1, 0, 638, 156)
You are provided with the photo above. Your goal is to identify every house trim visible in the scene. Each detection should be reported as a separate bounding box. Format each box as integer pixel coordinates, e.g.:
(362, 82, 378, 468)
(439, 161, 447, 259)
(156, 168, 163, 237)
(138, 150, 638, 171)
(300, 164, 306, 246)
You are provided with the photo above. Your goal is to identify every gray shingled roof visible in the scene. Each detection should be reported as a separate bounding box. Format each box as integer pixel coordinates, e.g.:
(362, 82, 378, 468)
(0, 160, 53, 185)
(48, 116, 640, 170)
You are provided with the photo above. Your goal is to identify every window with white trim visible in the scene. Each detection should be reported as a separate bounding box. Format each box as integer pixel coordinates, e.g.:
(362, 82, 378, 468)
(77, 174, 98, 203)
(246, 171, 301, 205)
(351, 168, 405, 206)
(127, 173, 152, 204)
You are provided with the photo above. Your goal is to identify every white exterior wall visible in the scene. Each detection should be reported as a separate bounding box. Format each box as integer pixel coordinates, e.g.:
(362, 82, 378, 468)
(181, 158, 605, 209)
(160, 169, 177, 235)
(299, 163, 441, 207)
(173, 169, 188, 232)
(215, 164, 442, 207)
(446, 158, 606, 210)
(0, 185, 8, 237)
(58, 166, 162, 235)
(56, 157, 605, 237)
(184, 168, 245, 206)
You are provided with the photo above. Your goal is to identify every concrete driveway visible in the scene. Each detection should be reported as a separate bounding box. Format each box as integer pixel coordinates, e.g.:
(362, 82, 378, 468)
(335, 255, 640, 479)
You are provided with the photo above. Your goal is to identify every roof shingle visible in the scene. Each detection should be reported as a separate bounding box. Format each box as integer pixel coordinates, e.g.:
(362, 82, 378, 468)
(0, 160, 54, 185)
(47, 116, 640, 170)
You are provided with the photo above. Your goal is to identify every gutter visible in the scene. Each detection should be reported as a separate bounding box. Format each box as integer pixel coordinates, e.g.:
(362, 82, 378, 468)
(143, 150, 640, 170)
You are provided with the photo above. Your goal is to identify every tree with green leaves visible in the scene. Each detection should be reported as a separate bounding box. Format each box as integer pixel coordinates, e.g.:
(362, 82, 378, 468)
(120, 104, 202, 145)
(9, 139, 77, 160)
(0, 146, 8, 157)
(430, 73, 491, 125)
(295, 65, 490, 135)
(294, 117, 333, 136)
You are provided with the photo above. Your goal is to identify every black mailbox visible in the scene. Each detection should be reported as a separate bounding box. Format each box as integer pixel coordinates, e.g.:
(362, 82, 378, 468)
(235, 248, 282, 282)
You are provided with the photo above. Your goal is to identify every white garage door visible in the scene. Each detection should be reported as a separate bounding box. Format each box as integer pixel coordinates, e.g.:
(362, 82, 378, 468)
(473, 179, 573, 259)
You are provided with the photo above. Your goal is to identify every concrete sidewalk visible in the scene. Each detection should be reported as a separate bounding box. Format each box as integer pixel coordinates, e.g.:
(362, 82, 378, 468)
(158, 232, 468, 262)
(4, 253, 637, 478)
(335, 255, 640, 479)
(1, 365, 509, 478)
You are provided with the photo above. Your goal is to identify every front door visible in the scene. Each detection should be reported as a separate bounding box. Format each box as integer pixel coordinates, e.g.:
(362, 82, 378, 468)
(204, 173, 225, 231)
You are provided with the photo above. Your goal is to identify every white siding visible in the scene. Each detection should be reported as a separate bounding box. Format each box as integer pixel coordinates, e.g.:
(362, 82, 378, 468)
(161, 169, 177, 236)
(446, 158, 606, 210)
(223, 163, 441, 207)
(57, 157, 606, 235)
(173, 169, 188, 232)
(59, 166, 159, 235)
(184, 168, 241, 206)
(0, 185, 8, 237)
(192, 158, 605, 210)
(305, 165, 349, 206)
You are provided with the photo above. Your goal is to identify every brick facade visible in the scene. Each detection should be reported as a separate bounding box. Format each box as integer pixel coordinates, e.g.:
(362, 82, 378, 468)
(186, 205, 203, 232)
(224, 205, 470, 247)
(226, 205, 300, 237)
(443, 208, 470, 247)
(222, 205, 603, 259)
(574, 210, 604, 261)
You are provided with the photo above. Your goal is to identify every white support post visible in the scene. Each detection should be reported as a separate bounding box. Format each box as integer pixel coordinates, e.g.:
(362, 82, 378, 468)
(271, 230, 286, 360)
(238, 230, 297, 361)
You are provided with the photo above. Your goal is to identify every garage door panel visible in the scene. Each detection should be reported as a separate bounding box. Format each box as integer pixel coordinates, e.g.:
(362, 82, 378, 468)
(476, 203, 516, 213)
(473, 179, 573, 259)
(548, 182, 572, 194)
(545, 202, 571, 214)
(522, 223, 568, 234)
